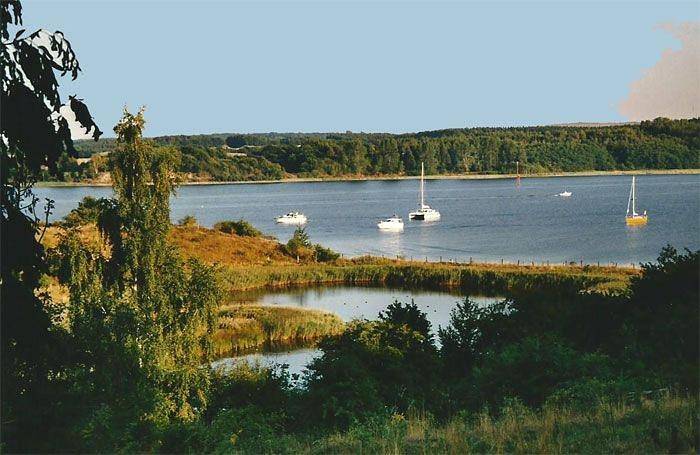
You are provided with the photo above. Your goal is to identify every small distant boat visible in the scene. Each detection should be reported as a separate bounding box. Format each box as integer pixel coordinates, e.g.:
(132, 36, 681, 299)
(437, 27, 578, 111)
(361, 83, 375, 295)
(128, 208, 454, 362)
(558, 190, 572, 197)
(275, 212, 307, 225)
(409, 162, 441, 221)
(377, 215, 404, 231)
(625, 176, 648, 225)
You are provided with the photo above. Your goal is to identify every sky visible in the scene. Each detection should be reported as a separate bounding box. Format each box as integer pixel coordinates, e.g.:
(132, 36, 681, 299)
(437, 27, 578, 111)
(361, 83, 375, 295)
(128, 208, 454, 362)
(19, 0, 700, 136)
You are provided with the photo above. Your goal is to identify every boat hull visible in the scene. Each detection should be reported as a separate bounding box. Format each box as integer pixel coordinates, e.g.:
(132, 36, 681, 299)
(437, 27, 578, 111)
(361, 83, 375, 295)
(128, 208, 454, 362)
(409, 212, 440, 221)
(377, 223, 403, 231)
(625, 215, 648, 226)
(276, 217, 307, 225)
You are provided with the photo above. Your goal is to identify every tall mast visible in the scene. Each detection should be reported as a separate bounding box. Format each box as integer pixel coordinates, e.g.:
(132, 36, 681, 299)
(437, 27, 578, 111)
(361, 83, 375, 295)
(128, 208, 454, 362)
(631, 176, 636, 215)
(420, 162, 425, 207)
(627, 176, 634, 216)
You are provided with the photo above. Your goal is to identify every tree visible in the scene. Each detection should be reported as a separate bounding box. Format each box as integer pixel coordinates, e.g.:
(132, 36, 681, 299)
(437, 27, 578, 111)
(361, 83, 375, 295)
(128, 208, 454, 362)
(1, 2, 101, 449)
(55, 109, 220, 451)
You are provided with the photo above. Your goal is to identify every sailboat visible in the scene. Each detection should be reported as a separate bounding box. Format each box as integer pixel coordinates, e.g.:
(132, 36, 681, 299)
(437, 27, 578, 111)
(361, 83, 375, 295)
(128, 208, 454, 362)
(625, 176, 648, 225)
(409, 162, 441, 221)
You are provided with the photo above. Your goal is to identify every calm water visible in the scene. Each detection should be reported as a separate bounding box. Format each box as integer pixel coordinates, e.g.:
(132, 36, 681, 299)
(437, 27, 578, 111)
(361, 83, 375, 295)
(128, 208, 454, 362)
(214, 286, 499, 378)
(36, 174, 700, 264)
(232, 285, 500, 325)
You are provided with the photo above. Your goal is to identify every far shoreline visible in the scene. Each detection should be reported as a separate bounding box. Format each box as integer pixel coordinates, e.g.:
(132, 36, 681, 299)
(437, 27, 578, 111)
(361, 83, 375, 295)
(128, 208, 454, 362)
(35, 168, 700, 188)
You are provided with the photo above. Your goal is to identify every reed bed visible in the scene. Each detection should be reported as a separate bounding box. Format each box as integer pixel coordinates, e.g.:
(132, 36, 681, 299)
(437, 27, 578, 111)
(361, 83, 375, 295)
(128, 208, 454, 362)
(214, 304, 344, 355)
(221, 260, 636, 297)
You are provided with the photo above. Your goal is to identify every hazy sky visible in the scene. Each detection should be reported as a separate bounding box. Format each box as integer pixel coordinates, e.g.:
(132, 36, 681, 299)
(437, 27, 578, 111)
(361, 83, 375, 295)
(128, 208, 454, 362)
(21, 0, 700, 136)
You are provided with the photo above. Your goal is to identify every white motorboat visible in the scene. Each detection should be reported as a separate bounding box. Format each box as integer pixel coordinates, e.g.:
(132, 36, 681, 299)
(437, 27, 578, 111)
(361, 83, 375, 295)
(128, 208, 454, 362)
(377, 215, 404, 231)
(558, 190, 572, 197)
(409, 162, 441, 221)
(275, 212, 307, 225)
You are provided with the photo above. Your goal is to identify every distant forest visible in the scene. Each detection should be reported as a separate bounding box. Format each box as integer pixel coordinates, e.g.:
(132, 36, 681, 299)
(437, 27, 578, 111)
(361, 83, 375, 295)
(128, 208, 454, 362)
(50, 118, 699, 183)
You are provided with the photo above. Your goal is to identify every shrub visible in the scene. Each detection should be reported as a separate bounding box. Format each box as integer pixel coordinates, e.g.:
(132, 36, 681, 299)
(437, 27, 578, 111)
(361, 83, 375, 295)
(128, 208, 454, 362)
(284, 227, 313, 260)
(213, 219, 262, 237)
(62, 196, 109, 226)
(469, 335, 614, 408)
(303, 302, 441, 428)
(177, 215, 198, 227)
(313, 244, 340, 262)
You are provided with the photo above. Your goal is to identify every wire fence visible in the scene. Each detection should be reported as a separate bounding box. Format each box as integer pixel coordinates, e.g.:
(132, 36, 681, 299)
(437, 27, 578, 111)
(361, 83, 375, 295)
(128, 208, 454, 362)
(341, 253, 640, 269)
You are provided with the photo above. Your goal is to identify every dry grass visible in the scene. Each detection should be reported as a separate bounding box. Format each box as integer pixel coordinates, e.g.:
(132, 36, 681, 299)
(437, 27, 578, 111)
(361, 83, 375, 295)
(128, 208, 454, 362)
(169, 226, 295, 265)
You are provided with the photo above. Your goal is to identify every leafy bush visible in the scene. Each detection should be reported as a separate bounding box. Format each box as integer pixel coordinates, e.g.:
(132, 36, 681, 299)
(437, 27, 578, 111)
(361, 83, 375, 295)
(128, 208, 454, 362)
(62, 196, 109, 226)
(626, 246, 699, 387)
(313, 244, 340, 262)
(213, 219, 262, 237)
(284, 227, 313, 260)
(469, 335, 614, 408)
(177, 214, 198, 227)
(303, 302, 441, 428)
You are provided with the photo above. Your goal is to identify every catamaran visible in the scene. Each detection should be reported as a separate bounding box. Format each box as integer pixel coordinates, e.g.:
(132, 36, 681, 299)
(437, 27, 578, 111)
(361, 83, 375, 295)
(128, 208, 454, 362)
(377, 215, 404, 231)
(275, 212, 307, 225)
(625, 176, 648, 225)
(409, 162, 441, 221)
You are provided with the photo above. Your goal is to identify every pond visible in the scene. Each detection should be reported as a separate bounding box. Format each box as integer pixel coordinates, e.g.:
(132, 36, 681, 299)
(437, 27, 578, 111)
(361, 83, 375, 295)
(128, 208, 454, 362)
(212, 285, 503, 378)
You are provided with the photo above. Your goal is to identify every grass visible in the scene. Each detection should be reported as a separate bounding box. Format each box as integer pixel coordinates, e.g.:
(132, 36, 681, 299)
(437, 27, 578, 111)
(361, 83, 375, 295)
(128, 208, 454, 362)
(214, 304, 344, 355)
(289, 393, 698, 454)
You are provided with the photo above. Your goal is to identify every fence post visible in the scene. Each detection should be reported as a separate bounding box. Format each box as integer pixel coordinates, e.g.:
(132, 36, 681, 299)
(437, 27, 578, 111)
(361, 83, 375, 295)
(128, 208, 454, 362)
(517, 260, 520, 266)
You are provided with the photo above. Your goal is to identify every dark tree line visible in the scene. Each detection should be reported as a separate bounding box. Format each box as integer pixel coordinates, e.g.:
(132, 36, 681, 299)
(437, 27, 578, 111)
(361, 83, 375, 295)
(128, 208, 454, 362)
(66, 118, 699, 182)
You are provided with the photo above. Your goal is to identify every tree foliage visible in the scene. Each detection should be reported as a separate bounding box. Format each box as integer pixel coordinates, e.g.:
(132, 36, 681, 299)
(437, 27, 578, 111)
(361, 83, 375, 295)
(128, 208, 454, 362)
(69, 118, 700, 183)
(0, 2, 101, 449)
(53, 109, 221, 450)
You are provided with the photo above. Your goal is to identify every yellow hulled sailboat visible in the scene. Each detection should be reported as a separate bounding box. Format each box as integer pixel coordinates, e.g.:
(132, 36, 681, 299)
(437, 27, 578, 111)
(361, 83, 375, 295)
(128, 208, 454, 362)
(625, 176, 648, 225)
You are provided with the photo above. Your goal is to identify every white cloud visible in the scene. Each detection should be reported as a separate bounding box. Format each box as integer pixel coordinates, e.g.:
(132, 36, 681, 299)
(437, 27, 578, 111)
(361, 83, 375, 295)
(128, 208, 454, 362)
(619, 21, 699, 121)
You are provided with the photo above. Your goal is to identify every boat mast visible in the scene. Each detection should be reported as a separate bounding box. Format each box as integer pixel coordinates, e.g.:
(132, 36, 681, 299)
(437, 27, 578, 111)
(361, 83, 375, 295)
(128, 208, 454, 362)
(420, 162, 425, 207)
(631, 176, 636, 215)
(626, 176, 633, 216)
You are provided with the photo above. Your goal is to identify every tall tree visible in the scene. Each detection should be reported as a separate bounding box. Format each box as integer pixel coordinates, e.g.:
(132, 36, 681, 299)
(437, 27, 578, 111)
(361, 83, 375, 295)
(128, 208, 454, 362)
(56, 109, 220, 451)
(1, 1, 101, 448)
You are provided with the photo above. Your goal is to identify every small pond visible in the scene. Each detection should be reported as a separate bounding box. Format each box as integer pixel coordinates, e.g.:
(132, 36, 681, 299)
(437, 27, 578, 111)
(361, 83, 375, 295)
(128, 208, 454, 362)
(213, 285, 503, 378)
